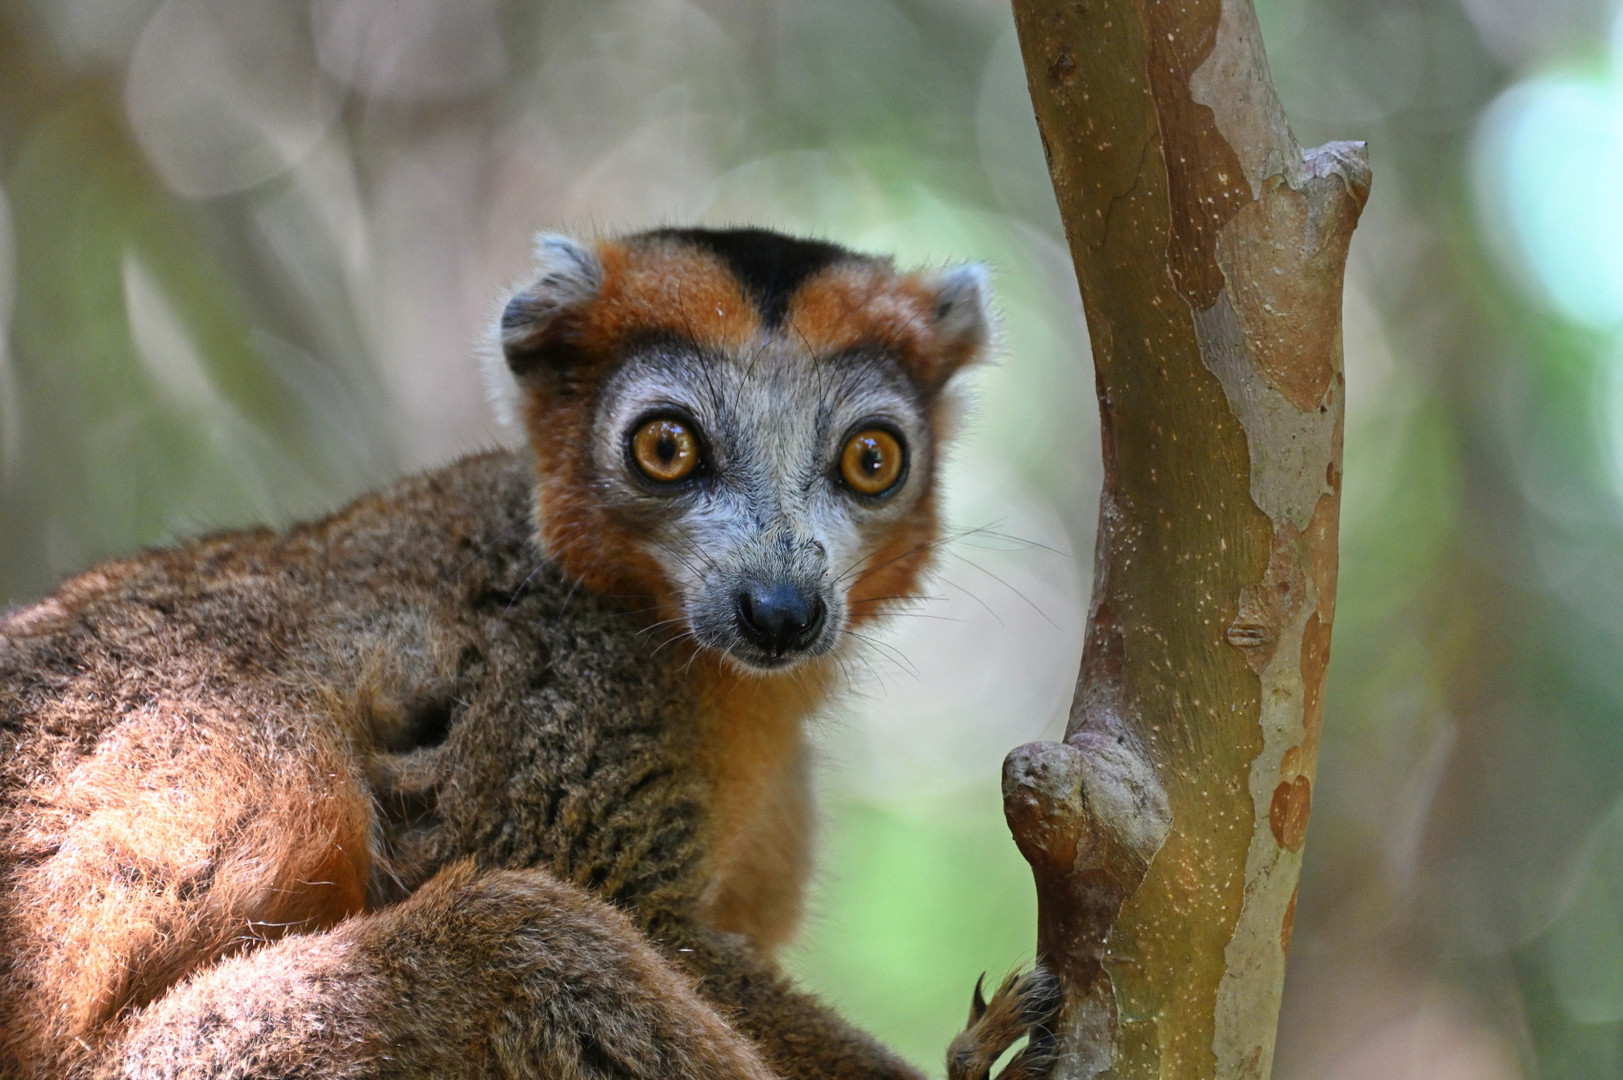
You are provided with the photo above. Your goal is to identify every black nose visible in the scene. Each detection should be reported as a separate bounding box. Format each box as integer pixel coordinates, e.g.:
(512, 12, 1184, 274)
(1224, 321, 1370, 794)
(736, 583, 826, 656)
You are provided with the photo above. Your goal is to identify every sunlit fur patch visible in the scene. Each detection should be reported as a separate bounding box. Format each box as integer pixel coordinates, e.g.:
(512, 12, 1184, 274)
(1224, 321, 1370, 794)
(3, 717, 370, 1060)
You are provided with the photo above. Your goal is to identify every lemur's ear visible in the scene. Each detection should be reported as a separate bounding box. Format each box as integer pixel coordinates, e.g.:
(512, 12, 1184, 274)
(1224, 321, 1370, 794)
(919, 263, 993, 389)
(500, 234, 604, 376)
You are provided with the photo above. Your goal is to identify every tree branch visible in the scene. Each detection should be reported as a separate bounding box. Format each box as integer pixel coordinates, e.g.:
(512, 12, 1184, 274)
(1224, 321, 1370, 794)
(1005, 1, 1369, 1075)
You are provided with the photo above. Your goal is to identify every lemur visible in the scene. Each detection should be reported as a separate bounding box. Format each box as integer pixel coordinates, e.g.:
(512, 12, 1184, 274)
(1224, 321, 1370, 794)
(0, 228, 1058, 1079)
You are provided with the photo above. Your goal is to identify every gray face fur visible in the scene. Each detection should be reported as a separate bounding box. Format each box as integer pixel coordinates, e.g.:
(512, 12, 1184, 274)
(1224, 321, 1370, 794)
(591, 336, 933, 671)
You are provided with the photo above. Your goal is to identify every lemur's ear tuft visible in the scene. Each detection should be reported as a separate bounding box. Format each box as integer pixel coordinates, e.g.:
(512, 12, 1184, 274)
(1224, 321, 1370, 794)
(922, 263, 993, 388)
(500, 234, 604, 376)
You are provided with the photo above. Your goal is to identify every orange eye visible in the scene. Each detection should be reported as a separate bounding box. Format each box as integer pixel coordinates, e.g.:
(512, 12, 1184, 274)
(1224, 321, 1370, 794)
(840, 428, 905, 497)
(631, 418, 700, 483)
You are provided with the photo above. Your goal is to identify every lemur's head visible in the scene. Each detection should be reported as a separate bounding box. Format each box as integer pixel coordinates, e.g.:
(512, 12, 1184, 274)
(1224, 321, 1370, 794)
(494, 227, 990, 673)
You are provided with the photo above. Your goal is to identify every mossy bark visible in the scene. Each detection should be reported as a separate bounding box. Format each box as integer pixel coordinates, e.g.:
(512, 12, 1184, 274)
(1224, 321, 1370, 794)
(1005, 2, 1369, 1076)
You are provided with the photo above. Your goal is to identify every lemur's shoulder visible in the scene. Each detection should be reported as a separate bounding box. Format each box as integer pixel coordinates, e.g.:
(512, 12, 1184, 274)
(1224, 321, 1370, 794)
(0, 449, 568, 799)
(0, 449, 532, 642)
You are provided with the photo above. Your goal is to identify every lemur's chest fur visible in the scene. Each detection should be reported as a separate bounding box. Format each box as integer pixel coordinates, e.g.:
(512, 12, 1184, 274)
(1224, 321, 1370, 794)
(693, 664, 829, 951)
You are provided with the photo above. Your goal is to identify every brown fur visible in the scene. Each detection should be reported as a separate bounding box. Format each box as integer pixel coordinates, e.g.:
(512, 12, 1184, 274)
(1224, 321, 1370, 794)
(692, 654, 831, 951)
(112, 862, 775, 1080)
(0, 231, 1044, 1080)
(592, 239, 762, 349)
(787, 264, 966, 391)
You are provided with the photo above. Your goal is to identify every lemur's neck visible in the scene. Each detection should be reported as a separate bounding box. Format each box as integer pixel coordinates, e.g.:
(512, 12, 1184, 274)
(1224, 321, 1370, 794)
(690, 651, 837, 952)
(693, 652, 834, 798)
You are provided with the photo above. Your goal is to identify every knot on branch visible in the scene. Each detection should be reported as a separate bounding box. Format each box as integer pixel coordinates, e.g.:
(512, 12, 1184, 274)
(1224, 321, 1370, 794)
(1303, 139, 1372, 216)
(1003, 730, 1169, 961)
(999, 727, 1169, 1078)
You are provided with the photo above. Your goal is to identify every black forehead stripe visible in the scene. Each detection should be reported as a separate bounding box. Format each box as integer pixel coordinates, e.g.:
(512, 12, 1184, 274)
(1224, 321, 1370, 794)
(642, 228, 857, 329)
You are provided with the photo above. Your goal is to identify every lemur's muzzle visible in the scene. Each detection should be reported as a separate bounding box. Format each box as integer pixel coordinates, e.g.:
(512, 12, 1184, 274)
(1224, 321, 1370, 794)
(735, 581, 826, 657)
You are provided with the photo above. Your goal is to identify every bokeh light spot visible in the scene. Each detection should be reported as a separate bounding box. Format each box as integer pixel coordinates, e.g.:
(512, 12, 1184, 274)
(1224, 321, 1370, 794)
(1473, 72, 1623, 328)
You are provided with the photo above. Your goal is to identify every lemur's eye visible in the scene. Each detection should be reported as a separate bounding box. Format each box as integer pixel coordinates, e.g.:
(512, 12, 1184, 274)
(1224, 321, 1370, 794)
(839, 428, 906, 497)
(631, 418, 700, 483)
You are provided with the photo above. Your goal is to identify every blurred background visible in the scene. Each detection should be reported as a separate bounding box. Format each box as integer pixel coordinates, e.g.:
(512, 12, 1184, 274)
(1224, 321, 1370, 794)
(2, 0, 1622, 1075)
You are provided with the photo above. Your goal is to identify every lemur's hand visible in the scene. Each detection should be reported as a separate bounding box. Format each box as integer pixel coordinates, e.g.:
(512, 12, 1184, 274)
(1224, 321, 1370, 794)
(945, 966, 1062, 1080)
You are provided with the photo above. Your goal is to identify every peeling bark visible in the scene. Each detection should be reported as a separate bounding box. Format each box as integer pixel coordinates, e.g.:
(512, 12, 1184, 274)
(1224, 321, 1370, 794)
(1005, 1, 1368, 1077)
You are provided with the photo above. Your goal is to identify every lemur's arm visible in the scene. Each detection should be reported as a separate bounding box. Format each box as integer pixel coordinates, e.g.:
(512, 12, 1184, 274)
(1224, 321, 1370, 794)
(98, 864, 774, 1080)
(655, 925, 924, 1080)
(658, 922, 1062, 1080)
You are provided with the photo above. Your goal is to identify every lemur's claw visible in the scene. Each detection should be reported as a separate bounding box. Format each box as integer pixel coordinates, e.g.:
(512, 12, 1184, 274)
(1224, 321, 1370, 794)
(945, 965, 1062, 1080)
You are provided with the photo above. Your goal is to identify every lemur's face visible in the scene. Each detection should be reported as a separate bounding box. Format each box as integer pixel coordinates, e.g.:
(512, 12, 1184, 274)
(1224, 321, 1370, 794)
(496, 228, 989, 673)
(591, 338, 927, 669)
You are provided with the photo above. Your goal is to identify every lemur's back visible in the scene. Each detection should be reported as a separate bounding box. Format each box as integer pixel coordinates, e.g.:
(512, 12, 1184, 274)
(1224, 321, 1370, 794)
(0, 451, 717, 1070)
